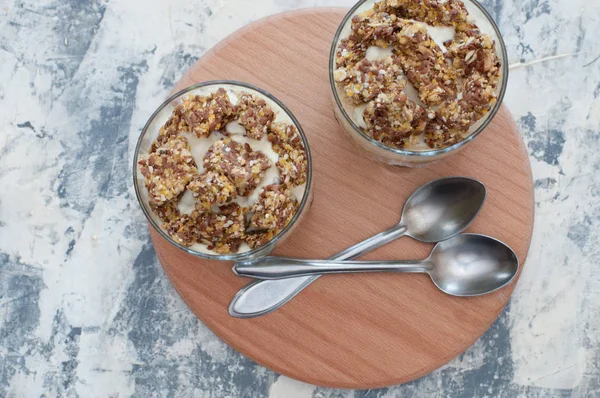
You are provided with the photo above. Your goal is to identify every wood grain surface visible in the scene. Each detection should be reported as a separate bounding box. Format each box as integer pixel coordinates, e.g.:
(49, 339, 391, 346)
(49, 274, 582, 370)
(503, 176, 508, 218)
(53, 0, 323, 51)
(149, 8, 534, 389)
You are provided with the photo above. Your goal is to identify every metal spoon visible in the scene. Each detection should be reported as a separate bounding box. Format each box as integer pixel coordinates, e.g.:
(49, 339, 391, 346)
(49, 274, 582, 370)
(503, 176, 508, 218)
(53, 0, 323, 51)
(234, 234, 519, 297)
(229, 177, 486, 318)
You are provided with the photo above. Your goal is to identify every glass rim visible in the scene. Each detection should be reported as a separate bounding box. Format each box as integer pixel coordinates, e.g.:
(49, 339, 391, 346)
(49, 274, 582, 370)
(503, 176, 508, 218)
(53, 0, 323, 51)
(328, 0, 509, 158)
(132, 80, 313, 261)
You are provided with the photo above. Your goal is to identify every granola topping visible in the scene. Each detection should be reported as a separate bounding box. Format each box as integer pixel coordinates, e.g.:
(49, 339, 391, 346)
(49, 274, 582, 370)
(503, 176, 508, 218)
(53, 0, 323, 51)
(138, 86, 309, 254)
(334, 0, 502, 150)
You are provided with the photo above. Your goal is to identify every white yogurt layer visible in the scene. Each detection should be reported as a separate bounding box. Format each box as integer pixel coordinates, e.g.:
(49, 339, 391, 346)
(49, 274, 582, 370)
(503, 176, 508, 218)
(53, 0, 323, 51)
(333, 0, 503, 150)
(144, 84, 307, 255)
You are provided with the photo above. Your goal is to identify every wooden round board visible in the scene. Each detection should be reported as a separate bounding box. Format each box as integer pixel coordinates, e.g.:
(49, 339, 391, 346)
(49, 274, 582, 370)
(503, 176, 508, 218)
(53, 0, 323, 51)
(150, 8, 534, 389)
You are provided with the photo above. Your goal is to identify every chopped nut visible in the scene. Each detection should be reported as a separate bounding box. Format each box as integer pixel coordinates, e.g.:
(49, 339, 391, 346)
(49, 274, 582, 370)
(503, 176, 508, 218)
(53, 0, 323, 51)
(334, 68, 348, 82)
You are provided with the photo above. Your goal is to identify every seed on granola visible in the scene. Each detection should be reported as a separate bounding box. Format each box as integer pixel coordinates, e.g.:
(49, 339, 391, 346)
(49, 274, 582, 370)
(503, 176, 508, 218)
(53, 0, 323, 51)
(394, 21, 457, 106)
(342, 57, 406, 104)
(276, 147, 308, 187)
(446, 34, 500, 81)
(157, 88, 236, 140)
(268, 123, 308, 186)
(375, 0, 469, 27)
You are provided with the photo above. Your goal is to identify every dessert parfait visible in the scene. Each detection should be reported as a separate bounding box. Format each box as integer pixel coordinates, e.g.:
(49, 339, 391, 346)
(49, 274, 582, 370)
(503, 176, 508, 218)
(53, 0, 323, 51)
(330, 0, 508, 165)
(134, 82, 311, 258)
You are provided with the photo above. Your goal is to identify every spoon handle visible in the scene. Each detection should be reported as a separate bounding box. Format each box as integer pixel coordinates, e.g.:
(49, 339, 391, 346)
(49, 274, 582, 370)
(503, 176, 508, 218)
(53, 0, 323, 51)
(235, 258, 429, 279)
(228, 224, 408, 318)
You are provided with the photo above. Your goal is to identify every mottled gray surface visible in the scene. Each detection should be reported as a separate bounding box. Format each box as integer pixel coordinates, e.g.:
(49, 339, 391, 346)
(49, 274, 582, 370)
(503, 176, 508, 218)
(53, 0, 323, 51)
(1, 0, 599, 397)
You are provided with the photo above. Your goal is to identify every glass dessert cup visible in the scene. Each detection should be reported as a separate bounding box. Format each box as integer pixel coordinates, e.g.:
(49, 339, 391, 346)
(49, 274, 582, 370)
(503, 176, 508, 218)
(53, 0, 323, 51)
(133, 80, 313, 261)
(329, 0, 509, 167)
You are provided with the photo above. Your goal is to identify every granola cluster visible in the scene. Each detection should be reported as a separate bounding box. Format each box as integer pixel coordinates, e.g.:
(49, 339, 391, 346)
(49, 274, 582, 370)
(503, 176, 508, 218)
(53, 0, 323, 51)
(246, 185, 299, 249)
(138, 88, 308, 254)
(268, 123, 309, 186)
(203, 138, 271, 196)
(152, 89, 236, 151)
(138, 137, 197, 205)
(236, 92, 276, 140)
(334, 0, 502, 150)
(363, 88, 427, 148)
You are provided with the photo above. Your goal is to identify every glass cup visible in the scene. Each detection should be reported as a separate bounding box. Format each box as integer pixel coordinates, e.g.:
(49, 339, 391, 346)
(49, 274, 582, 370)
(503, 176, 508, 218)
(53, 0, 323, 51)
(329, 0, 509, 167)
(133, 80, 313, 261)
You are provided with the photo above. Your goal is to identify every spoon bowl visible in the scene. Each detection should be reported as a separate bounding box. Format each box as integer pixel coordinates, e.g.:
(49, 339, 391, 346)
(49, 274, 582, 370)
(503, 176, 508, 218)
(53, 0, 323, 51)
(402, 177, 486, 243)
(428, 234, 519, 296)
